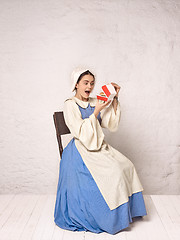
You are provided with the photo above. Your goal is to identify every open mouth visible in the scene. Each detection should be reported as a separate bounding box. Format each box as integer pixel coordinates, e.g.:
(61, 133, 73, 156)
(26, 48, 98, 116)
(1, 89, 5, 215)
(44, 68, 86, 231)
(85, 90, 90, 95)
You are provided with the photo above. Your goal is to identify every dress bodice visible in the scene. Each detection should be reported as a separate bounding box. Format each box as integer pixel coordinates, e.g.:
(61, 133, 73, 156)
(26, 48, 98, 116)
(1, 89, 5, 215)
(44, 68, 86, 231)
(76, 103, 102, 125)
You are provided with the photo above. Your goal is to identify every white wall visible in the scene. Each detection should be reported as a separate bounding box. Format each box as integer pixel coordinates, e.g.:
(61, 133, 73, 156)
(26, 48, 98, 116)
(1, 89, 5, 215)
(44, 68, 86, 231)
(0, 0, 179, 194)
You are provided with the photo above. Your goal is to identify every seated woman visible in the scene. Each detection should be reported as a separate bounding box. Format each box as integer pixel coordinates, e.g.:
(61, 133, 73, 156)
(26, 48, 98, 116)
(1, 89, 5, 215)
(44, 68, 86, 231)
(54, 67, 147, 235)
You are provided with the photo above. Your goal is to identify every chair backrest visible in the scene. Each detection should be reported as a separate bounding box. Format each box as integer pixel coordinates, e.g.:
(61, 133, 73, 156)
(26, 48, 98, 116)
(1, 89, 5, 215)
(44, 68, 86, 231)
(53, 111, 70, 158)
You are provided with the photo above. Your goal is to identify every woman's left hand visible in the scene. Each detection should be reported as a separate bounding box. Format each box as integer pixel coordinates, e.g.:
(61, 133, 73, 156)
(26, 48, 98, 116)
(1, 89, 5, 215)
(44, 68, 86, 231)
(111, 82, 121, 97)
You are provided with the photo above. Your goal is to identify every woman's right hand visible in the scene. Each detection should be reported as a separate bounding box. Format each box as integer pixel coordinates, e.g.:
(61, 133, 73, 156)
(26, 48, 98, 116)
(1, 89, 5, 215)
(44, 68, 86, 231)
(94, 99, 111, 118)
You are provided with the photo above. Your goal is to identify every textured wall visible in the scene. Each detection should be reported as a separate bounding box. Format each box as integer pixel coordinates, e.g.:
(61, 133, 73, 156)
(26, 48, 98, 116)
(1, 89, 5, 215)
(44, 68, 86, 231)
(0, 0, 180, 194)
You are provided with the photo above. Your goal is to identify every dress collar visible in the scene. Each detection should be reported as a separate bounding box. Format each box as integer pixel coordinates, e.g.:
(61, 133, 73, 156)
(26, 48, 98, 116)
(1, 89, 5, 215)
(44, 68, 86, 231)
(67, 96, 97, 108)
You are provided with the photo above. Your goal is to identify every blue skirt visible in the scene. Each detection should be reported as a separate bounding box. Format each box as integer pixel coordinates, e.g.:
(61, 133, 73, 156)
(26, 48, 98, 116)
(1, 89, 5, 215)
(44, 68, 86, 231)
(54, 139, 147, 234)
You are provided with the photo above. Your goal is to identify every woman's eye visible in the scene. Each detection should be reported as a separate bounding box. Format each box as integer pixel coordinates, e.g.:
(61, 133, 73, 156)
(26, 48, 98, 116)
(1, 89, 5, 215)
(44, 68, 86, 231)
(91, 82, 94, 86)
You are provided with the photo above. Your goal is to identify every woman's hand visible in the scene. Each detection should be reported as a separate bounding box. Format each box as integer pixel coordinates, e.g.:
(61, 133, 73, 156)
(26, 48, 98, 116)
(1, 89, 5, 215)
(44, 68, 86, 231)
(111, 82, 121, 97)
(94, 100, 111, 118)
(111, 82, 121, 114)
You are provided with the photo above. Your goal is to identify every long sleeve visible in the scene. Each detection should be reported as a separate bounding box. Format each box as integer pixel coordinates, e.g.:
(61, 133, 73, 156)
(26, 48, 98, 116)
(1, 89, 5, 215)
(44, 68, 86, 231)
(100, 101, 121, 132)
(63, 99, 105, 151)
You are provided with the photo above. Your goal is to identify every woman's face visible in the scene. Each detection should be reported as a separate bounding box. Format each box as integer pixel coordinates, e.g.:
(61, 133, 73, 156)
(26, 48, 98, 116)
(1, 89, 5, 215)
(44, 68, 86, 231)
(75, 74, 95, 101)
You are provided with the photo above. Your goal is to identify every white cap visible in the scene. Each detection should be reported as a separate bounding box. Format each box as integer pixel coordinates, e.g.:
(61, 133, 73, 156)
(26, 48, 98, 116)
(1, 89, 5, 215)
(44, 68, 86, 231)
(71, 67, 94, 92)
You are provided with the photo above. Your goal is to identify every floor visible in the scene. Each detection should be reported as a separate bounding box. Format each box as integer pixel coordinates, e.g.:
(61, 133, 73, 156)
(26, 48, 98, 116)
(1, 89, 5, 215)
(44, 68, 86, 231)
(0, 195, 179, 240)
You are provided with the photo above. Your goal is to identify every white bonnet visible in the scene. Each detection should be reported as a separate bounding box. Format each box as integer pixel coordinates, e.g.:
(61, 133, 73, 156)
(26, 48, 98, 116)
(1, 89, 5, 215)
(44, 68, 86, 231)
(71, 67, 95, 92)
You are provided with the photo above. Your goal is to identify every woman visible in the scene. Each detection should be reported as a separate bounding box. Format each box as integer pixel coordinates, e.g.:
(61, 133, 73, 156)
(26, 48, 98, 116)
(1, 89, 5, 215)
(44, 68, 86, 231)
(54, 67, 147, 234)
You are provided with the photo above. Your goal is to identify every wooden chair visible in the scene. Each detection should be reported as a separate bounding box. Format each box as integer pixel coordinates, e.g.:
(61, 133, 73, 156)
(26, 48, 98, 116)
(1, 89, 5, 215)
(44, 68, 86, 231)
(53, 111, 70, 158)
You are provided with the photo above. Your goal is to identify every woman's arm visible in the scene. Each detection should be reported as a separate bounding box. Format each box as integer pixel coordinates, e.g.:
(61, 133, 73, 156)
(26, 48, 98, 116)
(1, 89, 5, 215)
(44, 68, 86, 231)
(63, 99, 104, 151)
(94, 100, 111, 118)
(100, 82, 121, 131)
(100, 101, 121, 132)
(111, 82, 121, 114)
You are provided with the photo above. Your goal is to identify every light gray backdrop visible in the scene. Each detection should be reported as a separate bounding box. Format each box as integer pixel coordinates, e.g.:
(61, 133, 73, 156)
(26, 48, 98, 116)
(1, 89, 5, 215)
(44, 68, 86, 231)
(0, 0, 180, 194)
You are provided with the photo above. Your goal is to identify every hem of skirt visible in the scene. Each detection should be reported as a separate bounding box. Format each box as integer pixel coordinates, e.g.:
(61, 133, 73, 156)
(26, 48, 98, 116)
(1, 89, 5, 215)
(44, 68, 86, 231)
(54, 212, 147, 235)
(113, 212, 147, 235)
(54, 220, 102, 234)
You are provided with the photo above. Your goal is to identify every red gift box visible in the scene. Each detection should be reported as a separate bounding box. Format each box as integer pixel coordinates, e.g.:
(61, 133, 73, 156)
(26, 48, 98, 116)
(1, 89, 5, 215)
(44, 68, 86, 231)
(97, 84, 116, 102)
